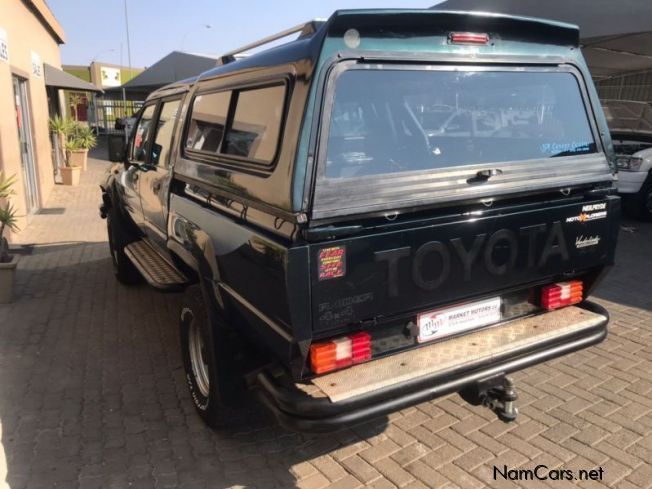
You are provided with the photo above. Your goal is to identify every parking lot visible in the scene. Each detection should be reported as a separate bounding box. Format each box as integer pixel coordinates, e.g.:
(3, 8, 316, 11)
(0, 149, 651, 489)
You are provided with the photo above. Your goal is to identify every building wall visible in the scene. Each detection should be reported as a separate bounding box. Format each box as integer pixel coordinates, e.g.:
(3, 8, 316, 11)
(63, 63, 144, 89)
(0, 0, 63, 238)
(63, 65, 91, 83)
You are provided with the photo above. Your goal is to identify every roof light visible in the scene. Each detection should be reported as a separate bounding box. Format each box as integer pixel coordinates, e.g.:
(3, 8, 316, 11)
(344, 28, 361, 49)
(450, 32, 489, 45)
(541, 280, 583, 311)
(310, 331, 371, 375)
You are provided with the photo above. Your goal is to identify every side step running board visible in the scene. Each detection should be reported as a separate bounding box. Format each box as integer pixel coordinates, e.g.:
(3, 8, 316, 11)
(124, 240, 188, 291)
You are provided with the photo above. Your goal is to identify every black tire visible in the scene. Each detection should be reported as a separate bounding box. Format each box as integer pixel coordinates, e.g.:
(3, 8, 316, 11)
(180, 284, 243, 429)
(106, 206, 142, 284)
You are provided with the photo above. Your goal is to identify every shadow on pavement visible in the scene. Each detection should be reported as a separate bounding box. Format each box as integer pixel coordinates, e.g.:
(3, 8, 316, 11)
(592, 217, 652, 312)
(0, 241, 387, 488)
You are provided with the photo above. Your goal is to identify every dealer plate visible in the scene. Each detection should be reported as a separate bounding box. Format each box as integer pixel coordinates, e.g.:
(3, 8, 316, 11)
(417, 297, 502, 343)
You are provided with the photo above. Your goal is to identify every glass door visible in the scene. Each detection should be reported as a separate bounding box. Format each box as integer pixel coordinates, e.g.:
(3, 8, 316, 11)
(12, 75, 39, 212)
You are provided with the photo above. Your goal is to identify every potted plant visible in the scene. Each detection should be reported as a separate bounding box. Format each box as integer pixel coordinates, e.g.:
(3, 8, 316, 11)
(49, 115, 75, 173)
(76, 125, 97, 170)
(0, 172, 19, 304)
(61, 139, 83, 185)
(65, 123, 96, 171)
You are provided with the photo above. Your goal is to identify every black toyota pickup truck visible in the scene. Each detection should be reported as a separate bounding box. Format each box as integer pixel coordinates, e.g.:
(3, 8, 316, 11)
(100, 9, 620, 431)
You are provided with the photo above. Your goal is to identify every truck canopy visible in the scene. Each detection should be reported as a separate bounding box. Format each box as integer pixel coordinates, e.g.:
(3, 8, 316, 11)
(303, 10, 611, 221)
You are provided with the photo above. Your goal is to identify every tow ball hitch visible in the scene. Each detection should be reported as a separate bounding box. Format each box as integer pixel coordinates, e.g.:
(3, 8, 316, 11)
(459, 376, 519, 422)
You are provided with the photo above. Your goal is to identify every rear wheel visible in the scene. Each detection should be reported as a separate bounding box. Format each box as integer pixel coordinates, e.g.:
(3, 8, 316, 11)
(180, 285, 243, 429)
(106, 207, 141, 284)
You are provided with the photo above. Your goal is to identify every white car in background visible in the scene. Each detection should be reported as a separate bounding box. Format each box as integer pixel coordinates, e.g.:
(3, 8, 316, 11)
(603, 100, 652, 220)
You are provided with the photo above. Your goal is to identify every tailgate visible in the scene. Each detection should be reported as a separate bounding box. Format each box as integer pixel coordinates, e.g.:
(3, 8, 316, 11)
(310, 197, 618, 332)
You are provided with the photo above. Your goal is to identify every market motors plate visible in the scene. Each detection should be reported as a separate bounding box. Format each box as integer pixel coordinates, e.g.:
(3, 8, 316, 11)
(417, 296, 502, 343)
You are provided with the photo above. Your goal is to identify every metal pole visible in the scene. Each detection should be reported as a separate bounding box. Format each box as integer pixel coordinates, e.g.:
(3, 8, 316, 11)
(124, 0, 133, 81)
(122, 87, 127, 143)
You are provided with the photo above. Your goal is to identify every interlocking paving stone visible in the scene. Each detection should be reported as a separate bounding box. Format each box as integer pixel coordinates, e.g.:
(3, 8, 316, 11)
(0, 144, 651, 488)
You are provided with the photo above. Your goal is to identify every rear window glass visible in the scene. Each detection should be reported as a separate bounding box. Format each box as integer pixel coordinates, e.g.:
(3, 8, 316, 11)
(223, 85, 285, 162)
(324, 70, 597, 179)
(186, 91, 231, 153)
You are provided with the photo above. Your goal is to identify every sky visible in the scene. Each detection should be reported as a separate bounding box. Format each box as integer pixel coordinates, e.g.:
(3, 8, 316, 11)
(48, 1, 442, 67)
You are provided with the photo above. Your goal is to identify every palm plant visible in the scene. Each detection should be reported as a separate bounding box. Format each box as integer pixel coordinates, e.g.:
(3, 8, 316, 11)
(49, 115, 75, 166)
(0, 171, 19, 263)
(0, 171, 16, 199)
(48, 115, 74, 135)
(73, 124, 97, 150)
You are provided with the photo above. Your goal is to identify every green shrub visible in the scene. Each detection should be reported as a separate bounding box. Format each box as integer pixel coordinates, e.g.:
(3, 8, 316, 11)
(0, 171, 19, 263)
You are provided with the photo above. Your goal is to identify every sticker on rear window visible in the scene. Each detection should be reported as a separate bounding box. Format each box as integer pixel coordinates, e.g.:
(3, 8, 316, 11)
(318, 246, 346, 281)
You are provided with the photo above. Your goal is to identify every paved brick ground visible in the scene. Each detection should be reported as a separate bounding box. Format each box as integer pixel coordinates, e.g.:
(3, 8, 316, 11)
(0, 148, 651, 489)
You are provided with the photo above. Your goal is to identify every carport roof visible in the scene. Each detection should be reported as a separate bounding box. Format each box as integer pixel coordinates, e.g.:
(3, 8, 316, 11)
(44, 63, 103, 92)
(434, 0, 652, 78)
(119, 51, 220, 91)
(602, 100, 652, 136)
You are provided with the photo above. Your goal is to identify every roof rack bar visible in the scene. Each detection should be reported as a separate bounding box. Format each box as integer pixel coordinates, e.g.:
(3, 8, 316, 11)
(221, 20, 325, 58)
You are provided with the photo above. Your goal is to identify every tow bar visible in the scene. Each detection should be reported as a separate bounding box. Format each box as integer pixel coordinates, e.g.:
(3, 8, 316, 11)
(459, 375, 519, 422)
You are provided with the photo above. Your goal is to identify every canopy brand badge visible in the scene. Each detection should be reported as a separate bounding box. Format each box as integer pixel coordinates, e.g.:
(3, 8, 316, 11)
(566, 203, 607, 223)
(575, 235, 601, 249)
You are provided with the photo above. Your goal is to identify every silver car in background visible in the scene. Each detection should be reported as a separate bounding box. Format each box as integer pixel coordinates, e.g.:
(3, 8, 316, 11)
(603, 99, 652, 219)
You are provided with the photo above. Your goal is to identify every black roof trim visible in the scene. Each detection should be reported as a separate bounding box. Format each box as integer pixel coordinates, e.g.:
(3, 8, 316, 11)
(191, 9, 579, 86)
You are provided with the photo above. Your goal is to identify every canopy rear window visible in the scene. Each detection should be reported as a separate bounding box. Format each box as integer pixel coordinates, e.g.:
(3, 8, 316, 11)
(311, 65, 611, 220)
(323, 69, 597, 179)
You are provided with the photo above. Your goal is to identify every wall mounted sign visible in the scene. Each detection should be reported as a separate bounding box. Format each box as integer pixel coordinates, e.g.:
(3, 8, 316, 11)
(31, 51, 42, 78)
(0, 28, 9, 63)
(100, 66, 121, 87)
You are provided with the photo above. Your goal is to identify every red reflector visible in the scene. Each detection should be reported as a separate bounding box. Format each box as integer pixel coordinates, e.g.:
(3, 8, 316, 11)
(450, 32, 489, 45)
(541, 280, 583, 310)
(350, 332, 372, 364)
(310, 331, 372, 375)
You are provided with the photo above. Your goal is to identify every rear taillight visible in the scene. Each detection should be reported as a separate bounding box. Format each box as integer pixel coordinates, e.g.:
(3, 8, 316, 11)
(541, 280, 583, 310)
(449, 32, 489, 45)
(310, 332, 372, 375)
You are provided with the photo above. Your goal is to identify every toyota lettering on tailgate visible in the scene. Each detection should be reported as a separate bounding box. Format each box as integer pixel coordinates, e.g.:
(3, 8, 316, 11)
(375, 221, 570, 298)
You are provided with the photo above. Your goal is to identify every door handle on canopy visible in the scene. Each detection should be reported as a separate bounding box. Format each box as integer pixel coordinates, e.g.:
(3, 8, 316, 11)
(468, 168, 503, 184)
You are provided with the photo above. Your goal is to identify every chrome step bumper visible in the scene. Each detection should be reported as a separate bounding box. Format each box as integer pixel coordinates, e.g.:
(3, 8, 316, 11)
(255, 301, 609, 432)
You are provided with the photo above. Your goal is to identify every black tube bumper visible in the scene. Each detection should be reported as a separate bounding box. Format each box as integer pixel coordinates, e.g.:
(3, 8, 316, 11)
(254, 301, 609, 432)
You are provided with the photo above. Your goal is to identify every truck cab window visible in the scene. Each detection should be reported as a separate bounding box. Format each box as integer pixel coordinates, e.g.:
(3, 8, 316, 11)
(186, 91, 231, 153)
(131, 104, 156, 162)
(151, 99, 181, 166)
(222, 84, 285, 163)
